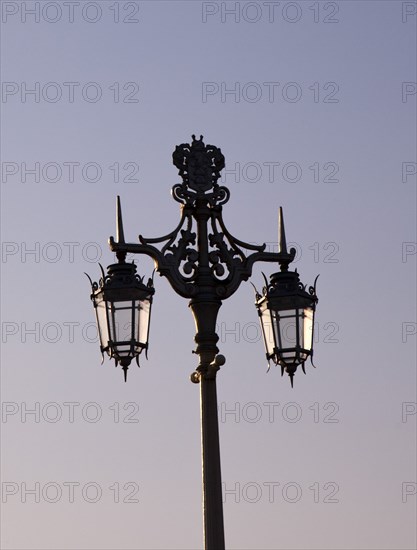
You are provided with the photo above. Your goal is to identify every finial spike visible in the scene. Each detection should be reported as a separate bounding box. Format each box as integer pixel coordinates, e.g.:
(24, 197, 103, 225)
(123, 365, 128, 382)
(289, 372, 294, 388)
(116, 195, 125, 244)
(278, 207, 288, 255)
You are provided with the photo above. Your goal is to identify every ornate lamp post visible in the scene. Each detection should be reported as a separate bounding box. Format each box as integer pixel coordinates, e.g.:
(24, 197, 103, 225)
(87, 135, 318, 550)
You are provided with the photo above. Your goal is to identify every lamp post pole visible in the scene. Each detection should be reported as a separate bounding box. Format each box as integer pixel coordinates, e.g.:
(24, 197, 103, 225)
(89, 135, 318, 550)
(188, 206, 224, 545)
(197, 355, 225, 548)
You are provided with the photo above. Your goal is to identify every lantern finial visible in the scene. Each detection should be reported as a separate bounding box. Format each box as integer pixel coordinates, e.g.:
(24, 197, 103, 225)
(278, 207, 288, 255)
(116, 195, 125, 244)
(277, 207, 295, 272)
(123, 365, 128, 382)
(116, 196, 127, 263)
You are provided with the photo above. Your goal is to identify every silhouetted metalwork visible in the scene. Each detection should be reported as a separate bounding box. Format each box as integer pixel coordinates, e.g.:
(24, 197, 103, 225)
(86, 135, 319, 550)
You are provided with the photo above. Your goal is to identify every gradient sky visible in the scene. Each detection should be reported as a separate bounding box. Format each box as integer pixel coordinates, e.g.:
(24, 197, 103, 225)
(1, 1, 416, 549)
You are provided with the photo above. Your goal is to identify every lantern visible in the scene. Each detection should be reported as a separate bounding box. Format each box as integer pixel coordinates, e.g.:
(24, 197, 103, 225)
(255, 269, 318, 387)
(87, 261, 154, 381)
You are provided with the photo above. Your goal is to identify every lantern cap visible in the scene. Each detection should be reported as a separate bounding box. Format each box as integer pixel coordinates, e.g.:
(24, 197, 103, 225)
(94, 261, 155, 299)
(106, 260, 139, 283)
(270, 269, 301, 291)
(262, 270, 319, 303)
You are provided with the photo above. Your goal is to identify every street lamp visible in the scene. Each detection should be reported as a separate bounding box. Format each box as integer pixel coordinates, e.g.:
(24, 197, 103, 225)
(86, 259, 154, 382)
(86, 135, 319, 550)
(87, 197, 154, 382)
(254, 208, 319, 387)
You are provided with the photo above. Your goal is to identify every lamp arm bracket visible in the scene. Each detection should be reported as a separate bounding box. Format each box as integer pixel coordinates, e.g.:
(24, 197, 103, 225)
(215, 211, 266, 254)
(109, 238, 204, 299)
(138, 207, 192, 253)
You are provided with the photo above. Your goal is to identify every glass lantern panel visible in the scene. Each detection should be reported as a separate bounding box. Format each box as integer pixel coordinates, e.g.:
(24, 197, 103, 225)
(110, 301, 135, 344)
(302, 307, 314, 351)
(298, 309, 303, 349)
(136, 298, 151, 347)
(260, 304, 275, 356)
(276, 309, 297, 363)
(276, 309, 297, 347)
(96, 299, 109, 350)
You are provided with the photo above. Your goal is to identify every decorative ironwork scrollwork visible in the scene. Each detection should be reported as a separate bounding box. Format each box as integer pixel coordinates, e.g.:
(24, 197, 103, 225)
(109, 135, 295, 300)
(173, 135, 225, 191)
(172, 135, 228, 207)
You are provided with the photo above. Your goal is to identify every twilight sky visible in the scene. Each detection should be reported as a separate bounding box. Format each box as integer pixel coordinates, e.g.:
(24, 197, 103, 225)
(1, 1, 416, 549)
